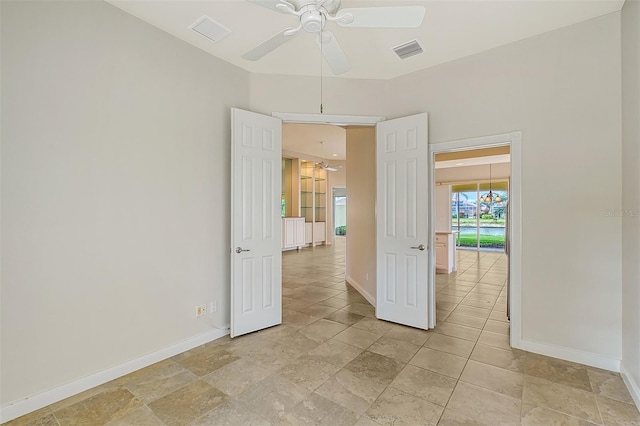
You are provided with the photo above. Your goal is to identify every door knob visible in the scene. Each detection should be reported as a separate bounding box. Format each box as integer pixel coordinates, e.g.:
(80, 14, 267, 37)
(235, 247, 251, 254)
(410, 244, 426, 251)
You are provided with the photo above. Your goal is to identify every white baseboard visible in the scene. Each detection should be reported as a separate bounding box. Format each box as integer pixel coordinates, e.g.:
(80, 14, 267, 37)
(519, 339, 620, 372)
(620, 364, 640, 410)
(345, 274, 376, 306)
(0, 328, 229, 423)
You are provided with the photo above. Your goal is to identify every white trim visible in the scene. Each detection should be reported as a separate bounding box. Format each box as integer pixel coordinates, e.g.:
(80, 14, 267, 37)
(273, 112, 384, 126)
(429, 131, 522, 349)
(520, 339, 621, 372)
(345, 274, 376, 306)
(0, 328, 229, 423)
(620, 364, 640, 410)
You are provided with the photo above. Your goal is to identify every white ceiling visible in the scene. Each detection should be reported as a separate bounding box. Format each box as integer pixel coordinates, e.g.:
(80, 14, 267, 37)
(107, 0, 623, 80)
(282, 123, 346, 160)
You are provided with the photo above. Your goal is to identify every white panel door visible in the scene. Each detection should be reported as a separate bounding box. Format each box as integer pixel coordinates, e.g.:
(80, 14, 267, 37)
(231, 108, 282, 338)
(376, 113, 430, 329)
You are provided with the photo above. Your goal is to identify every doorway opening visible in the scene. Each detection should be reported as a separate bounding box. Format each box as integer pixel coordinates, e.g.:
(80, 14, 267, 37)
(430, 132, 522, 348)
(333, 187, 347, 237)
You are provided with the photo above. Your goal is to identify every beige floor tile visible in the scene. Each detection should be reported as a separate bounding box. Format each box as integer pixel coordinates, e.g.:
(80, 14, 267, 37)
(520, 403, 599, 426)
(587, 369, 635, 404)
(333, 326, 382, 349)
(201, 358, 271, 396)
(439, 381, 521, 425)
(425, 333, 475, 358)
(49, 380, 125, 413)
(283, 392, 360, 426)
(284, 298, 317, 312)
(239, 342, 307, 371)
(460, 297, 496, 309)
(433, 321, 481, 342)
(118, 360, 198, 404)
(191, 399, 270, 426)
(344, 351, 405, 386)
(460, 359, 524, 399)
(409, 347, 468, 379)
(283, 309, 318, 327)
(478, 329, 512, 351)
(235, 374, 310, 423)
(315, 369, 386, 416)
(390, 364, 457, 407)
(365, 387, 444, 426)
(453, 305, 492, 319)
(483, 318, 510, 335)
(324, 310, 365, 326)
(383, 324, 432, 346)
(596, 394, 640, 426)
(302, 304, 339, 318)
(147, 380, 227, 426)
(445, 312, 487, 329)
(436, 309, 453, 322)
(299, 319, 349, 343)
(272, 326, 317, 347)
(436, 300, 459, 311)
(105, 406, 165, 426)
(351, 317, 395, 335)
(368, 336, 420, 363)
(53, 387, 143, 426)
(522, 375, 602, 424)
(525, 353, 592, 392)
(279, 355, 342, 392)
(317, 297, 351, 309)
(470, 344, 526, 373)
(342, 302, 376, 317)
(174, 347, 240, 377)
(355, 415, 380, 426)
(489, 309, 509, 322)
(307, 339, 364, 368)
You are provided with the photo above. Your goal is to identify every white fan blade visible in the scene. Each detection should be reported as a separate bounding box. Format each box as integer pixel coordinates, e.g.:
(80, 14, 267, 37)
(243, 28, 299, 61)
(246, 0, 294, 14)
(336, 6, 425, 28)
(316, 32, 351, 75)
(326, 167, 338, 172)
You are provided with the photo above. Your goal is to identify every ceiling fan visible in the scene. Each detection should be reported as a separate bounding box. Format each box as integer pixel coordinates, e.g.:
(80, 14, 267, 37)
(243, 0, 426, 75)
(316, 141, 340, 171)
(318, 161, 339, 172)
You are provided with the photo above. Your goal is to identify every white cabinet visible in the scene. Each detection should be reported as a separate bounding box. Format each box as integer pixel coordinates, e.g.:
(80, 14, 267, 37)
(313, 222, 326, 244)
(282, 217, 305, 250)
(435, 232, 457, 274)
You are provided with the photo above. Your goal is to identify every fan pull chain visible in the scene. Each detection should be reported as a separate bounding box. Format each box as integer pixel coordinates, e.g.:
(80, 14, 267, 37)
(320, 28, 323, 114)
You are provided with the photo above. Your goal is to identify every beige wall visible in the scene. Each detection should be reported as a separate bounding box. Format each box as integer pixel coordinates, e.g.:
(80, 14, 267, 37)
(252, 14, 624, 363)
(345, 128, 376, 302)
(1, 0, 249, 406)
(621, 0, 640, 403)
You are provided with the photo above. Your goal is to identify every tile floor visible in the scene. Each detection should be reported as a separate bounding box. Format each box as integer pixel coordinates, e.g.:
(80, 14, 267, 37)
(7, 237, 640, 425)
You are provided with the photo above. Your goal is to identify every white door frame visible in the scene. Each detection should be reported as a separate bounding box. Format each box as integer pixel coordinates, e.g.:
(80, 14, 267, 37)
(429, 131, 522, 349)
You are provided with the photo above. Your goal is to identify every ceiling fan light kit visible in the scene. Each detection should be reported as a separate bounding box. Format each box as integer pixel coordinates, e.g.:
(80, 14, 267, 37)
(244, 0, 426, 75)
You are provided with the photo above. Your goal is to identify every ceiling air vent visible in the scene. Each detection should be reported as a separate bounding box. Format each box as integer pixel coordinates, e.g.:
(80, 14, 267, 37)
(190, 16, 232, 43)
(392, 39, 423, 60)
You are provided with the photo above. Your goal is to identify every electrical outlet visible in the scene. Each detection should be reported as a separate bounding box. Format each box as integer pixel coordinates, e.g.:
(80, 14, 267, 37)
(210, 301, 217, 313)
(196, 304, 207, 317)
